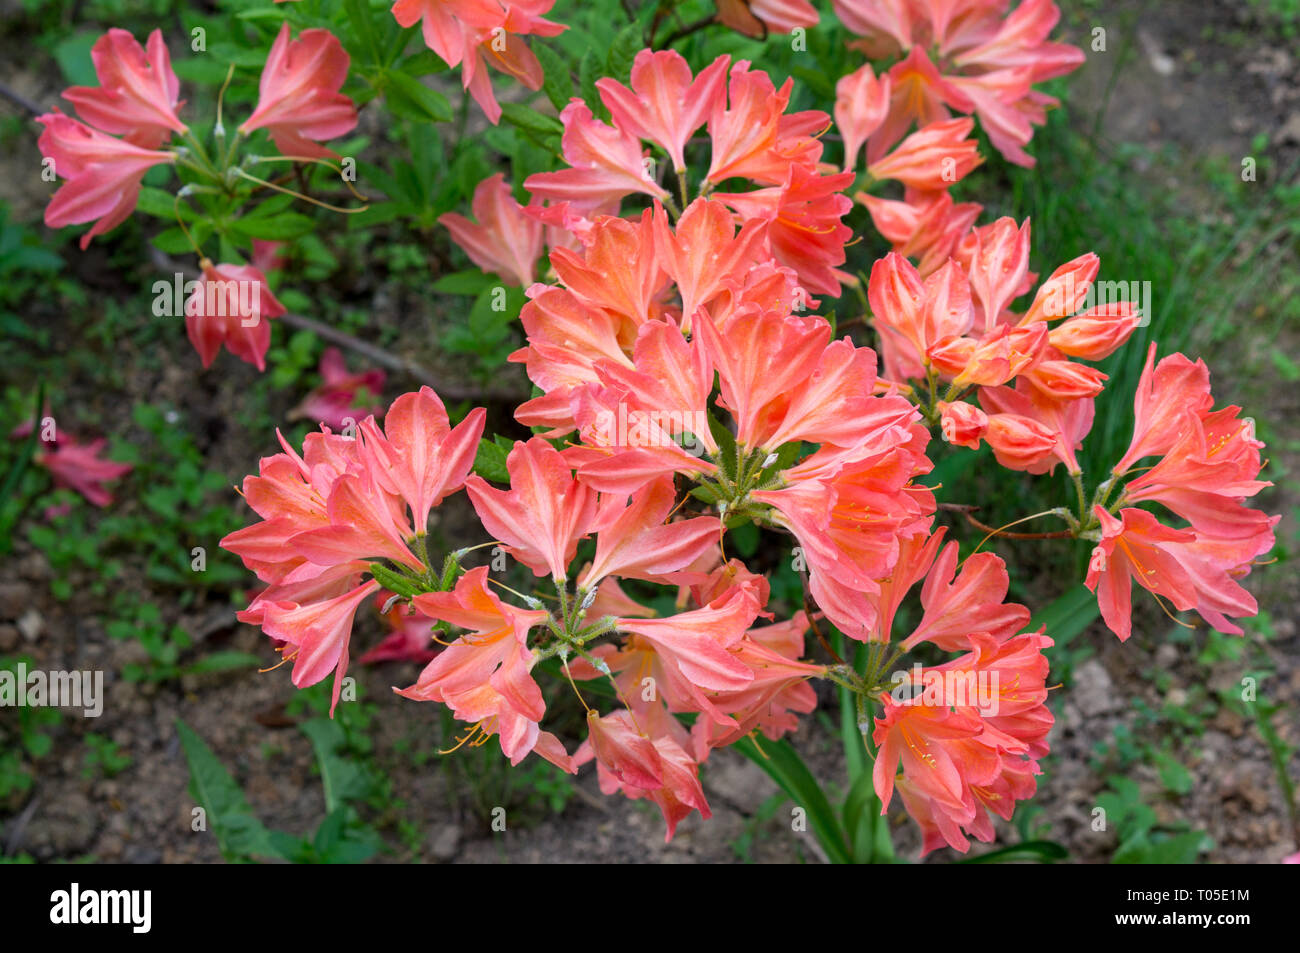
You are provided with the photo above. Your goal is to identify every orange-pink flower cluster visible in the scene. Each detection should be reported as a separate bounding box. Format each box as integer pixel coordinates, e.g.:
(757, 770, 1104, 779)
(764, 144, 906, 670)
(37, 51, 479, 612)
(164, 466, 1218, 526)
(221, 388, 484, 713)
(1085, 347, 1277, 641)
(392, 0, 565, 124)
(832, 0, 1085, 167)
(516, 51, 854, 296)
(202, 11, 1276, 858)
(870, 223, 1141, 476)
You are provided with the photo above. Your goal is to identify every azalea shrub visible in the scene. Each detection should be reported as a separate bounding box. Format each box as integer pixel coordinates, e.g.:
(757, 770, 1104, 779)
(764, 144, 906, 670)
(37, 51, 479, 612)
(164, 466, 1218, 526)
(29, 0, 1279, 861)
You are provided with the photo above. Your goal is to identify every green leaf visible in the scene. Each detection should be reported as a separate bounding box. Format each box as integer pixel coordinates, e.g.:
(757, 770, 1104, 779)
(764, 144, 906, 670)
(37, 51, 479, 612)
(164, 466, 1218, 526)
(230, 212, 316, 241)
(1113, 831, 1207, 864)
(183, 651, 263, 675)
(150, 227, 198, 254)
(842, 771, 880, 863)
(136, 187, 190, 221)
(173, 57, 234, 84)
(473, 437, 510, 483)
(958, 840, 1070, 863)
(729, 520, 758, 558)
(534, 41, 574, 112)
(176, 719, 275, 861)
(577, 51, 603, 120)
(234, 7, 287, 22)
(500, 102, 564, 138)
(605, 23, 643, 84)
(433, 269, 497, 296)
(53, 33, 98, 87)
(706, 412, 738, 480)
(755, 440, 804, 486)
(1153, 750, 1194, 795)
(1030, 583, 1100, 651)
(733, 735, 851, 864)
(384, 70, 453, 123)
(689, 484, 719, 505)
(343, 0, 381, 66)
(300, 718, 371, 814)
(368, 563, 421, 598)
(399, 50, 449, 76)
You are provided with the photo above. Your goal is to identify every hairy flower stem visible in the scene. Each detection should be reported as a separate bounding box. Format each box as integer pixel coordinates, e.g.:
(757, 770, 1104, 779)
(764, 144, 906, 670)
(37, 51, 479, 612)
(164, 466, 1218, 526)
(1070, 469, 1088, 527)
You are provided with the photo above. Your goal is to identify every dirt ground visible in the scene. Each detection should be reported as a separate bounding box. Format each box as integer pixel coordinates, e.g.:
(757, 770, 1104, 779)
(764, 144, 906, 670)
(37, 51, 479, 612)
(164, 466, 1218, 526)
(0, 0, 1297, 864)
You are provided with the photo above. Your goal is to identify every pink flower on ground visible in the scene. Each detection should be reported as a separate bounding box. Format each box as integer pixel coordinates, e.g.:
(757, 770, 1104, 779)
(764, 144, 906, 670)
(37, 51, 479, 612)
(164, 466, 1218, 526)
(62, 28, 187, 149)
(289, 347, 386, 431)
(240, 23, 358, 160)
(35, 435, 132, 507)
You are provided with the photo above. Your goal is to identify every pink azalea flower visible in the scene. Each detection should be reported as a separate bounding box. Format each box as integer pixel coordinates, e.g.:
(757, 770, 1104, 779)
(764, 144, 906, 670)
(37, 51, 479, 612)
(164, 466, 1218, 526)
(979, 378, 1094, 475)
(579, 477, 719, 589)
(706, 60, 827, 186)
(240, 23, 358, 160)
(392, 0, 565, 124)
(525, 100, 669, 207)
(36, 112, 175, 249)
(1086, 506, 1213, 642)
(439, 173, 544, 287)
(832, 0, 1085, 166)
(582, 708, 712, 840)
(356, 385, 484, 535)
(399, 567, 571, 767)
(62, 28, 186, 149)
(185, 259, 287, 372)
(652, 199, 767, 330)
(258, 578, 380, 715)
(859, 188, 982, 278)
(873, 630, 1054, 855)
(465, 436, 598, 582)
(835, 62, 891, 172)
(595, 51, 729, 174)
(755, 436, 935, 640)
(613, 586, 764, 726)
(690, 614, 823, 756)
(714, 164, 855, 297)
(549, 209, 666, 329)
(223, 389, 488, 716)
(900, 542, 1031, 651)
(867, 117, 983, 192)
(1113, 345, 1214, 475)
